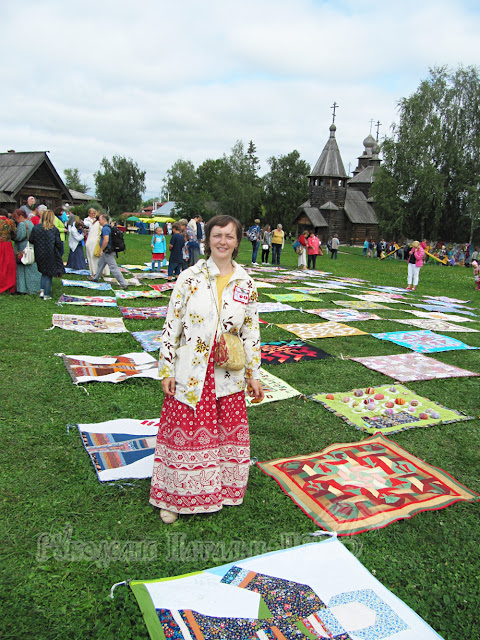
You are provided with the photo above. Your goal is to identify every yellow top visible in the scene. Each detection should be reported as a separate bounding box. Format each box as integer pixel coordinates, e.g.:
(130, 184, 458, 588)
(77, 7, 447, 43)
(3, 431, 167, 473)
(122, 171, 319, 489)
(216, 272, 233, 307)
(271, 229, 284, 244)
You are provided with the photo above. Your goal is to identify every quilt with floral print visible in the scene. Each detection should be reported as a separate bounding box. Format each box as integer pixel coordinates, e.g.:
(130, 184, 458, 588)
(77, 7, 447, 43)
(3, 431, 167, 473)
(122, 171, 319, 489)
(57, 294, 117, 307)
(371, 330, 478, 353)
(131, 330, 164, 352)
(119, 306, 168, 320)
(277, 322, 367, 340)
(51, 314, 127, 333)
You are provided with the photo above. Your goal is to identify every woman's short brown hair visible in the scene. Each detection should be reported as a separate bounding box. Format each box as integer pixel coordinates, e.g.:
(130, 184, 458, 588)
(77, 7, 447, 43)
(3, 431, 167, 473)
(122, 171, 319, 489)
(204, 215, 243, 260)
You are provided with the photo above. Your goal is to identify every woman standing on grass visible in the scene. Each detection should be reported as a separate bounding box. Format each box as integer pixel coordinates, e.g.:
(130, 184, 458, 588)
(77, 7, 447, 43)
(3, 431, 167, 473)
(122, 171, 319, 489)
(0, 209, 16, 293)
(261, 224, 272, 264)
(406, 240, 425, 291)
(150, 214, 264, 524)
(29, 209, 64, 300)
(13, 209, 42, 294)
(307, 231, 321, 269)
(297, 229, 308, 269)
(271, 223, 284, 265)
(66, 217, 87, 271)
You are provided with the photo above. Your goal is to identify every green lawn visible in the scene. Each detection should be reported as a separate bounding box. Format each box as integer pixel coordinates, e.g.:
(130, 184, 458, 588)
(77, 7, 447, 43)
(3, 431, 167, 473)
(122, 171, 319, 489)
(1, 234, 479, 639)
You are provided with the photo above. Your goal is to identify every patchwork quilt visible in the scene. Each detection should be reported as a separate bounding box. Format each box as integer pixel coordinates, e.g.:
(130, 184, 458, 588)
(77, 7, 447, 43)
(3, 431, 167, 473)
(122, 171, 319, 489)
(131, 330, 164, 352)
(103, 276, 141, 285)
(264, 293, 320, 303)
(389, 318, 479, 333)
(61, 279, 113, 291)
(261, 340, 332, 364)
(120, 264, 151, 271)
(333, 300, 393, 310)
(310, 383, 472, 435)
(351, 352, 479, 382)
(245, 368, 301, 407)
(277, 321, 368, 340)
(403, 310, 476, 323)
(371, 330, 478, 353)
(347, 294, 404, 304)
(287, 287, 331, 295)
(131, 536, 444, 639)
(57, 294, 117, 307)
(115, 290, 165, 300)
(59, 352, 160, 383)
(51, 314, 127, 333)
(119, 306, 168, 320)
(303, 308, 382, 322)
(253, 281, 277, 288)
(77, 418, 159, 481)
(257, 301, 297, 314)
(423, 295, 470, 305)
(258, 434, 478, 535)
(410, 304, 477, 316)
(149, 283, 176, 293)
(64, 268, 91, 276)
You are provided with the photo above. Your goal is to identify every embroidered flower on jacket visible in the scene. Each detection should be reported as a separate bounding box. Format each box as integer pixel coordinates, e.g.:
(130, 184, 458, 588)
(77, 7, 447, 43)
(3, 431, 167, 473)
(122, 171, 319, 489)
(195, 337, 209, 353)
(186, 390, 199, 405)
(188, 376, 199, 387)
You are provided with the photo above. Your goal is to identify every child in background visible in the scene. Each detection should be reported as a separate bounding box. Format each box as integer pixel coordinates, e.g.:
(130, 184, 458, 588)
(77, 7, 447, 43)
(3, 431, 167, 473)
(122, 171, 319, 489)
(167, 223, 185, 281)
(472, 260, 480, 290)
(151, 227, 166, 272)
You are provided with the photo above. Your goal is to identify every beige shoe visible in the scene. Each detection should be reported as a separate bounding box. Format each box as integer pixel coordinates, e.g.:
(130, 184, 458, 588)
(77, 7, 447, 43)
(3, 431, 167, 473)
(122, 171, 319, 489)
(160, 509, 178, 524)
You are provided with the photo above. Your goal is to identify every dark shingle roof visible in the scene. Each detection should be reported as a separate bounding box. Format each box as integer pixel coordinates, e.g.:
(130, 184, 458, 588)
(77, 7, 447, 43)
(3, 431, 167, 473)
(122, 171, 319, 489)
(0, 151, 71, 200)
(344, 189, 378, 224)
(310, 124, 348, 179)
(296, 200, 328, 227)
(319, 200, 339, 211)
(347, 165, 376, 185)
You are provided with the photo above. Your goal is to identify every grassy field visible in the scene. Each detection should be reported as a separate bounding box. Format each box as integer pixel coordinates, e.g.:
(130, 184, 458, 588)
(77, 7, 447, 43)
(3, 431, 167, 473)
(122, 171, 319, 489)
(1, 234, 479, 639)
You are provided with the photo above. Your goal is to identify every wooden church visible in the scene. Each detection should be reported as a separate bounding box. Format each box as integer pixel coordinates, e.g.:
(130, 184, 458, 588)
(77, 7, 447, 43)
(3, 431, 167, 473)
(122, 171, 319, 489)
(294, 117, 380, 244)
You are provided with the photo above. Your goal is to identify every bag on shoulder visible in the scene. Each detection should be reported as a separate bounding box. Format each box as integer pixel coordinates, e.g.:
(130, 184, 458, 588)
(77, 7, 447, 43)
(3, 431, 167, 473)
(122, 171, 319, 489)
(214, 333, 246, 371)
(247, 226, 258, 242)
(293, 240, 303, 255)
(109, 226, 126, 254)
(20, 223, 35, 265)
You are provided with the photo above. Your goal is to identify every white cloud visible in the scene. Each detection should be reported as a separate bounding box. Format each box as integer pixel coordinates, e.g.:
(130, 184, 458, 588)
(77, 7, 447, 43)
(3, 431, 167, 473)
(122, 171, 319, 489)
(2, 0, 480, 197)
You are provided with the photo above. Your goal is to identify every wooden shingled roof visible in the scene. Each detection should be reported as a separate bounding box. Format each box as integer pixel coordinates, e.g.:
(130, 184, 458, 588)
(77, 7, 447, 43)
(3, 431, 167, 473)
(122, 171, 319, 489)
(310, 124, 348, 179)
(344, 189, 377, 224)
(0, 151, 71, 202)
(296, 200, 328, 227)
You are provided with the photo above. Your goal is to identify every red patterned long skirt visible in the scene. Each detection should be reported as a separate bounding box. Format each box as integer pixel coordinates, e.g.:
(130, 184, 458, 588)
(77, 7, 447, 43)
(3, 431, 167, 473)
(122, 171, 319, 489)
(149, 350, 250, 515)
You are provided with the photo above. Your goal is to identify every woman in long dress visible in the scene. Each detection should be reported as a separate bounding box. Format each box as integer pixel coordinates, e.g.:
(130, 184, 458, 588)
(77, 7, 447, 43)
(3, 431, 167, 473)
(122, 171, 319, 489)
(12, 209, 42, 294)
(150, 214, 264, 523)
(0, 210, 16, 293)
(66, 217, 87, 270)
(85, 209, 109, 276)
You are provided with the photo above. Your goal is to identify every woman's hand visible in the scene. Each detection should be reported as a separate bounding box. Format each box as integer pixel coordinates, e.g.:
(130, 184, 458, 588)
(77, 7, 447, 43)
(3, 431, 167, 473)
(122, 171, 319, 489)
(161, 377, 176, 395)
(246, 378, 264, 403)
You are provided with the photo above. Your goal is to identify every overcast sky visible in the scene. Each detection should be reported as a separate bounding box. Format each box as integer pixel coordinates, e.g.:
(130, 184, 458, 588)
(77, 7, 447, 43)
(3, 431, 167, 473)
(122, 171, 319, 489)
(3, 0, 480, 199)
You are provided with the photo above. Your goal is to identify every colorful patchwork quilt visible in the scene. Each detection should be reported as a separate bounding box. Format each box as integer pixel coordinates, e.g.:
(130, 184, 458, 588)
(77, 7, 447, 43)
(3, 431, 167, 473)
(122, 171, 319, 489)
(57, 294, 117, 307)
(64, 268, 91, 276)
(59, 352, 160, 383)
(120, 264, 151, 271)
(51, 314, 127, 333)
(423, 295, 470, 305)
(119, 306, 168, 320)
(103, 276, 141, 285)
(277, 322, 368, 340)
(304, 308, 382, 322)
(371, 330, 478, 353)
(333, 300, 393, 310)
(410, 304, 477, 316)
(304, 281, 347, 290)
(131, 536, 444, 640)
(61, 279, 113, 291)
(149, 283, 176, 292)
(257, 301, 297, 314)
(310, 383, 472, 435)
(264, 293, 320, 303)
(137, 273, 169, 280)
(77, 418, 159, 481)
(403, 310, 476, 323)
(261, 340, 332, 364)
(347, 294, 405, 304)
(351, 352, 479, 382)
(258, 434, 478, 535)
(245, 368, 301, 407)
(389, 318, 479, 333)
(253, 281, 277, 288)
(115, 290, 165, 300)
(131, 330, 164, 352)
(287, 287, 332, 295)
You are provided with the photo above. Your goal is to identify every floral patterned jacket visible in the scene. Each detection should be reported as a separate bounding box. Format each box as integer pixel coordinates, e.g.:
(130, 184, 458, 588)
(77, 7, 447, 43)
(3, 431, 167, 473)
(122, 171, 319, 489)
(158, 257, 261, 409)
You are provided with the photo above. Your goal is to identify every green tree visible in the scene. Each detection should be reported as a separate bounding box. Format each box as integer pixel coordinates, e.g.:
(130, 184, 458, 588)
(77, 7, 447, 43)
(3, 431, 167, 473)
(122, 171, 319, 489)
(216, 140, 263, 225)
(263, 150, 310, 229)
(163, 159, 200, 218)
(94, 155, 146, 218)
(372, 65, 480, 242)
(64, 168, 89, 193)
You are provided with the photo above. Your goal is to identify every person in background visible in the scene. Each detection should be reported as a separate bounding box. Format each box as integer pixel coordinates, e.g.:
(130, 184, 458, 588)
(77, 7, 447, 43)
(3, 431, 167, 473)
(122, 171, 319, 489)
(151, 226, 166, 272)
(307, 231, 320, 270)
(363, 238, 369, 256)
(29, 203, 41, 225)
(297, 229, 308, 269)
(471, 260, 480, 290)
(0, 208, 16, 293)
(186, 233, 200, 266)
(330, 234, 339, 259)
(29, 209, 64, 299)
(167, 222, 185, 281)
(85, 209, 109, 277)
(66, 217, 87, 270)
(12, 209, 42, 294)
(53, 206, 67, 255)
(83, 208, 97, 230)
(248, 218, 261, 265)
(88, 214, 128, 287)
(150, 214, 263, 524)
(261, 224, 271, 264)
(20, 196, 35, 218)
(406, 240, 425, 291)
(271, 224, 284, 265)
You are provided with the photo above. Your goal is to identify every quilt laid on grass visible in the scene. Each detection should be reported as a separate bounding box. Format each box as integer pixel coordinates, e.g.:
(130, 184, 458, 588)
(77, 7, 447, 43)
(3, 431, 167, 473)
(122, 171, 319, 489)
(245, 368, 301, 407)
(403, 310, 476, 323)
(258, 434, 478, 535)
(310, 383, 472, 435)
(51, 314, 127, 333)
(303, 308, 382, 322)
(388, 318, 479, 333)
(347, 294, 405, 304)
(351, 352, 480, 382)
(131, 330, 164, 352)
(137, 273, 168, 280)
(410, 304, 477, 316)
(261, 340, 332, 364)
(264, 292, 320, 303)
(59, 352, 160, 383)
(130, 536, 444, 640)
(333, 300, 393, 310)
(115, 290, 165, 300)
(77, 418, 159, 481)
(252, 281, 277, 288)
(277, 321, 368, 340)
(257, 301, 297, 314)
(57, 294, 117, 307)
(371, 330, 478, 353)
(103, 276, 140, 286)
(149, 283, 177, 293)
(287, 287, 332, 295)
(423, 295, 470, 305)
(119, 306, 168, 320)
(64, 268, 91, 276)
(61, 279, 113, 291)
(120, 264, 151, 271)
